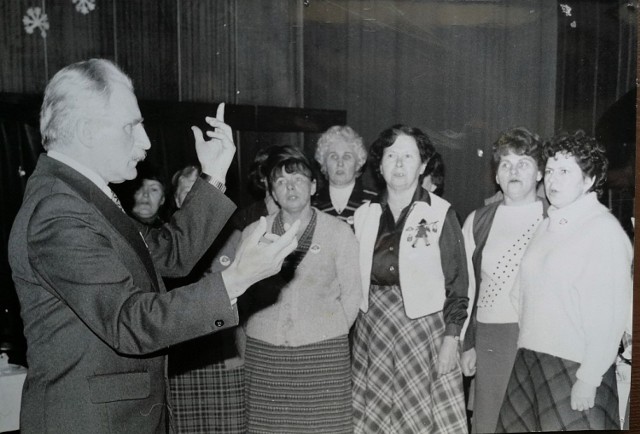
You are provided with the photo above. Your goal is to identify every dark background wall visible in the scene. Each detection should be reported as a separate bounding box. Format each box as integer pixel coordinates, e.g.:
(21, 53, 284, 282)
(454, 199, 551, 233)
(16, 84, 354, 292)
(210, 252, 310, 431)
(0, 1, 635, 211)
(0, 0, 636, 378)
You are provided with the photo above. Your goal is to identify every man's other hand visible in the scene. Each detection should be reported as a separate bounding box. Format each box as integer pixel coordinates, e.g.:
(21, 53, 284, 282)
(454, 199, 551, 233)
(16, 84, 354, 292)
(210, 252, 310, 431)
(222, 217, 299, 300)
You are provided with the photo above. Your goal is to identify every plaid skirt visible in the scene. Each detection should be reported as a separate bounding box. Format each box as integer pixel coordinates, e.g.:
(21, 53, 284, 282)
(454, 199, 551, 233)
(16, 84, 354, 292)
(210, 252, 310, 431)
(352, 284, 467, 434)
(245, 335, 352, 434)
(496, 348, 620, 432)
(169, 363, 245, 434)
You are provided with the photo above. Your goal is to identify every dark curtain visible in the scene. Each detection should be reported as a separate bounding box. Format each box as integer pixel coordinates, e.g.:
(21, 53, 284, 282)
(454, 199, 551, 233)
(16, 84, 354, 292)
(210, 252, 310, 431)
(555, 0, 637, 237)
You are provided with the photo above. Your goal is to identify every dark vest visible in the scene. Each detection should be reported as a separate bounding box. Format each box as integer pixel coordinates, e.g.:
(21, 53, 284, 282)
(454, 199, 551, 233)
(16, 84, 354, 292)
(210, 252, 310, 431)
(462, 199, 548, 351)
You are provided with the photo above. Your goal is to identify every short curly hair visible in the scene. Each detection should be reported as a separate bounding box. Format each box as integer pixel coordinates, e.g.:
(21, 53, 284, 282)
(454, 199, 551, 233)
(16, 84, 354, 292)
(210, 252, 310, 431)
(492, 126, 543, 169)
(542, 130, 608, 196)
(314, 125, 368, 176)
(368, 124, 435, 186)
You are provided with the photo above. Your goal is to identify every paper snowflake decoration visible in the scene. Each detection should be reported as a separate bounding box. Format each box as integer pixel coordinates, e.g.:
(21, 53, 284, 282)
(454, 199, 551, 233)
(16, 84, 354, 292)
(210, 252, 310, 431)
(72, 0, 96, 15)
(559, 4, 572, 17)
(23, 7, 49, 38)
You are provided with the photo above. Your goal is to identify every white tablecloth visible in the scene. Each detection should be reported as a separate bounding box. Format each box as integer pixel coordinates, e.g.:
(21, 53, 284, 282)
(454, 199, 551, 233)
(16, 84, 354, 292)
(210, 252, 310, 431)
(0, 364, 26, 433)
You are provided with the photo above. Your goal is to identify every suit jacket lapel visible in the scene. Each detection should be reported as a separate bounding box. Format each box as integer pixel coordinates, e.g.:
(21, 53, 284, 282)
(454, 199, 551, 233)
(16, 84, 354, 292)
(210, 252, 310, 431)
(38, 156, 160, 291)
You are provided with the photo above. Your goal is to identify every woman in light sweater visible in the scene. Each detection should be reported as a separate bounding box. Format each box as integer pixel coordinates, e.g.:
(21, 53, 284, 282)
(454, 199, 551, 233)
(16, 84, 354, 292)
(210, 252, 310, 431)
(352, 125, 469, 433)
(460, 127, 547, 433)
(239, 145, 362, 433)
(497, 131, 632, 431)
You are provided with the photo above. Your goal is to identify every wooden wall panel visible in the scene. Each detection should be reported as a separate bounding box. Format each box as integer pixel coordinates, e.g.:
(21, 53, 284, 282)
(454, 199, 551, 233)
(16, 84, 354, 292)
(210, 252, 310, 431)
(46, 0, 116, 77)
(0, 0, 47, 93)
(234, 0, 302, 106)
(178, 0, 235, 102)
(114, 0, 179, 100)
(233, 0, 305, 205)
(302, 0, 559, 219)
(303, 4, 349, 111)
(556, 0, 637, 135)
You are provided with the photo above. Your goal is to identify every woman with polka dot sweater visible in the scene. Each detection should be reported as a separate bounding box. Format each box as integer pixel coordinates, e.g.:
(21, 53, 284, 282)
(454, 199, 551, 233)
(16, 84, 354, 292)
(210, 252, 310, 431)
(460, 127, 547, 433)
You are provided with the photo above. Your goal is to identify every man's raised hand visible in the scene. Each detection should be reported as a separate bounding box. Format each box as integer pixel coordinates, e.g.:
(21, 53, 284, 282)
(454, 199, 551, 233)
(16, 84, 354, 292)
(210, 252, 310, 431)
(191, 102, 236, 181)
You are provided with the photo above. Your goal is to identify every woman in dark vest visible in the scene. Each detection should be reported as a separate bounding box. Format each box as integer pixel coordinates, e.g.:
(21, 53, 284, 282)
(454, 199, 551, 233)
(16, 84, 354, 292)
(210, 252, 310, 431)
(312, 125, 377, 229)
(460, 127, 547, 433)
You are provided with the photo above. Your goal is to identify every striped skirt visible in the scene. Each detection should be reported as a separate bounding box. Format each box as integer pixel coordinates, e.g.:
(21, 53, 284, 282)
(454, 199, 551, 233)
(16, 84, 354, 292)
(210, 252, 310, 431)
(169, 363, 245, 434)
(244, 335, 352, 434)
(496, 348, 620, 432)
(352, 284, 467, 434)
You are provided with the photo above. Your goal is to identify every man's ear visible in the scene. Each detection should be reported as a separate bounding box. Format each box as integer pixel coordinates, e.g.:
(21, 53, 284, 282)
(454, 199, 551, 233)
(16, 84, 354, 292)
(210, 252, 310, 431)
(76, 117, 97, 148)
(311, 179, 317, 196)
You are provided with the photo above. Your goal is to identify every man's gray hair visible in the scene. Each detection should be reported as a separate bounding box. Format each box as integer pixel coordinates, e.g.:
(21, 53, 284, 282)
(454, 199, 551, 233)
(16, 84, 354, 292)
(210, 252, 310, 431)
(40, 58, 133, 150)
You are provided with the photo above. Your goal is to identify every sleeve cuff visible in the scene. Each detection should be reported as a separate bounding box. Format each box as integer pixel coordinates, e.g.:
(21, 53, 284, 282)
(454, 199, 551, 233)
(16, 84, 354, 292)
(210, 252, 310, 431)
(576, 366, 604, 388)
(445, 323, 462, 337)
(199, 172, 226, 193)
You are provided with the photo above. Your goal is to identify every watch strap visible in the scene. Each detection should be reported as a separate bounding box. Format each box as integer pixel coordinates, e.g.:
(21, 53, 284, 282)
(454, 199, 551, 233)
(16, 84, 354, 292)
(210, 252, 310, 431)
(200, 172, 226, 193)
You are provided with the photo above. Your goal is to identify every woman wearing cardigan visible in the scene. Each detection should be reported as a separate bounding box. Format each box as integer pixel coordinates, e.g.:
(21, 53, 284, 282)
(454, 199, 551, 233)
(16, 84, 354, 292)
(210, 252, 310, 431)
(240, 145, 362, 433)
(497, 131, 632, 431)
(460, 127, 547, 433)
(352, 124, 469, 433)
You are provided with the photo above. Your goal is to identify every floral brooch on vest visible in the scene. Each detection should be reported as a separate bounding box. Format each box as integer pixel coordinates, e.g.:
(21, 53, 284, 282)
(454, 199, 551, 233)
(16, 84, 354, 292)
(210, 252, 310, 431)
(406, 219, 439, 248)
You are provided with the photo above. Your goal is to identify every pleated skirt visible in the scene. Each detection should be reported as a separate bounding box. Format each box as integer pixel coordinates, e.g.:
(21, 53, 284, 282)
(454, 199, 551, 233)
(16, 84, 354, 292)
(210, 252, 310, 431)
(497, 348, 620, 432)
(352, 284, 467, 434)
(244, 335, 352, 434)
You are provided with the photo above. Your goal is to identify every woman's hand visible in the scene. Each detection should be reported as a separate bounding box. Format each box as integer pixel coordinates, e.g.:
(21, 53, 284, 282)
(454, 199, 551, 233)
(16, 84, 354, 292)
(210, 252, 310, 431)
(460, 348, 477, 376)
(436, 335, 459, 376)
(571, 379, 596, 411)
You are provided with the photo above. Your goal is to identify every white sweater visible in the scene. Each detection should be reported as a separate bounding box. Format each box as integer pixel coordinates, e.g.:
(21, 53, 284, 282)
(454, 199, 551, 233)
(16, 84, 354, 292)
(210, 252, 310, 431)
(512, 193, 632, 387)
(462, 201, 543, 324)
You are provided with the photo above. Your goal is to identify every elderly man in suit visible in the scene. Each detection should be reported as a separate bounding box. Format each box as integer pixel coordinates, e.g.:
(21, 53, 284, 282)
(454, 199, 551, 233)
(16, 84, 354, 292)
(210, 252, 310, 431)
(8, 58, 298, 434)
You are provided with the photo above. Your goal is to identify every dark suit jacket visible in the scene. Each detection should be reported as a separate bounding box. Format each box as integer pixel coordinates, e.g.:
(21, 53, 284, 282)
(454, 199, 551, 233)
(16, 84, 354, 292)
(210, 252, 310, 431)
(8, 155, 239, 434)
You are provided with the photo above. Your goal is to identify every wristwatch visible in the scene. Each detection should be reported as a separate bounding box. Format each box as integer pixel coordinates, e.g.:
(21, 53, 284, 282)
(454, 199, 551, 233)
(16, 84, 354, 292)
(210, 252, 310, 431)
(200, 172, 226, 193)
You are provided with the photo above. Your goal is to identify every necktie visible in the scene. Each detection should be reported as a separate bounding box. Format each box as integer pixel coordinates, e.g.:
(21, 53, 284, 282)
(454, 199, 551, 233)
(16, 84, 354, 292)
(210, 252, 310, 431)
(109, 189, 125, 212)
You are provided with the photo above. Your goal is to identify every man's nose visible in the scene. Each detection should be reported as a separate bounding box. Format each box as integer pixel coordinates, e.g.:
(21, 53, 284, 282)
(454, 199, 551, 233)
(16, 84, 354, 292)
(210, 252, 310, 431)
(395, 157, 403, 167)
(135, 125, 151, 150)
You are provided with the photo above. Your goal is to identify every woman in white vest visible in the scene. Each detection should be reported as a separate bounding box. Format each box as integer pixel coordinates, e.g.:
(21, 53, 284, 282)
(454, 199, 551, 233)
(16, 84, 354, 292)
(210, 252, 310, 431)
(352, 124, 469, 433)
(496, 131, 632, 431)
